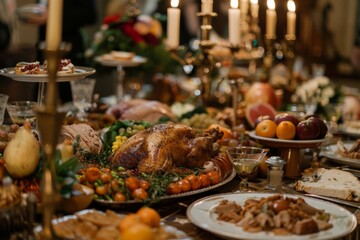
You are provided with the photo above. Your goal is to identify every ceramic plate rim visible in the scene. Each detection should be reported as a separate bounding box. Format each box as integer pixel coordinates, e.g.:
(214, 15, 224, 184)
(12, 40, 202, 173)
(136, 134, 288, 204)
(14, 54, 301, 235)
(320, 141, 360, 169)
(186, 192, 357, 240)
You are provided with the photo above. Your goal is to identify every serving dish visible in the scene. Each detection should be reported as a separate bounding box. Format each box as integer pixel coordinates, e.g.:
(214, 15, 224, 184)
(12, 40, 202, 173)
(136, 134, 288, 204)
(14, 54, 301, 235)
(248, 131, 324, 149)
(338, 122, 360, 138)
(94, 55, 147, 67)
(94, 169, 236, 210)
(320, 141, 360, 169)
(187, 192, 357, 240)
(248, 131, 325, 178)
(0, 66, 96, 83)
(35, 209, 191, 240)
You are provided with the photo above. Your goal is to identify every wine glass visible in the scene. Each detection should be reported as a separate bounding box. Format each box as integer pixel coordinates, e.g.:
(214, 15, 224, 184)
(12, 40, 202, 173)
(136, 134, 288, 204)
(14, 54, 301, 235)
(226, 146, 268, 192)
(70, 78, 96, 120)
(323, 103, 343, 140)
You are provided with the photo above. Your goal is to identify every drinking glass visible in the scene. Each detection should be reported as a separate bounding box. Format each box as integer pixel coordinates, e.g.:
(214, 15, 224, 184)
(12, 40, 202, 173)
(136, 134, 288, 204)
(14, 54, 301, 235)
(323, 103, 343, 139)
(70, 78, 96, 119)
(6, 101, 36, 125)
(0, 94, 9, 125)
(226, 146, 268, 192)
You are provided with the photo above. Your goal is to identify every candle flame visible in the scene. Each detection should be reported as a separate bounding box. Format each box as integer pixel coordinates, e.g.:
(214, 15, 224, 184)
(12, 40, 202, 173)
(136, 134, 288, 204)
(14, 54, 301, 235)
(250, 0, 258, 4)
(230, 0, 239, 9)
(287, 0, 295, 12)
(267, 0, 275, 10)
(171, 0, 179, 8)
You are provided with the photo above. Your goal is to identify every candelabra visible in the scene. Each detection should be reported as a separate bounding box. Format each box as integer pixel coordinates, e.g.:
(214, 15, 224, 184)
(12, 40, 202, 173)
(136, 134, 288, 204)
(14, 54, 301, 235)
(36, 42, 70, 240)
(170, 10, 217, 106)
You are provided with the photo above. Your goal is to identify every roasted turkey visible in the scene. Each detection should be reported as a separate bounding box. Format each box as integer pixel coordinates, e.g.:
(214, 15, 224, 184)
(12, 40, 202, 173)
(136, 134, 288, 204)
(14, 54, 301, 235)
(109, 124, 223, 173)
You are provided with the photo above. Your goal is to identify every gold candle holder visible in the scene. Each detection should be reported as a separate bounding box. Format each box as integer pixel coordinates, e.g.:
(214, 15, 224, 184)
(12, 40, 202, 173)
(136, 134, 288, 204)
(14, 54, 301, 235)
(284, 34, 296, 90)
(36, 42, 70, 240)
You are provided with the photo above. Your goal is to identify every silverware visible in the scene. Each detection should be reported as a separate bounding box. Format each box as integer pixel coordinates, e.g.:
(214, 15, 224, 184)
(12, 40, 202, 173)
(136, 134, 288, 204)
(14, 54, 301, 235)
(304, 194, 360, 209)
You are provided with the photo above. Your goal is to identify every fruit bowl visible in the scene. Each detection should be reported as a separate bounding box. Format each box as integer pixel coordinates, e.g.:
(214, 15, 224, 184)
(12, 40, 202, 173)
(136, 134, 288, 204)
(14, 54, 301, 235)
(248, 131, 325, 178)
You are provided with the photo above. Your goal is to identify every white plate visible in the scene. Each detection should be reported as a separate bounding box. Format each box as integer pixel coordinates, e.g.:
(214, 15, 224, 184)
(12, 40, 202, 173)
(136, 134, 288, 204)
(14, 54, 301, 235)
(338, 123, 360, 138)
(94, 55, 147, 67)
(0, 66, 96, 83)
(320, 141, 360, 169)
(187, 192, 357, 240)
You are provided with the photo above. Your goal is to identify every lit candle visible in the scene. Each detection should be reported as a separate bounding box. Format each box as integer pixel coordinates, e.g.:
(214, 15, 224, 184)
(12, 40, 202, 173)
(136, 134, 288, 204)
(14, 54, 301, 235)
(46, 0, 63, 50)
(229, 0, 241, 46)
(240, 0, 249, 16)
(287, 0, 296, 36)
(266, 0, 277, 37)
(167, 0, 180, 49)
(250, 0, 259, 19)
(201, 0, 213, 14)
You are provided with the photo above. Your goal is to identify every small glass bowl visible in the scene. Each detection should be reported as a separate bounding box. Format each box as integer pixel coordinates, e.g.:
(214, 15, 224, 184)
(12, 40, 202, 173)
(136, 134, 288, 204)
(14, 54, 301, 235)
(6, 101, 36, 125)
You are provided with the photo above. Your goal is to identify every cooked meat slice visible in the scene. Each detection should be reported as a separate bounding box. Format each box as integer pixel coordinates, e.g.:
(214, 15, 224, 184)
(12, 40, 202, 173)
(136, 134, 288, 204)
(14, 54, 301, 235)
(292, 218, 319, 235)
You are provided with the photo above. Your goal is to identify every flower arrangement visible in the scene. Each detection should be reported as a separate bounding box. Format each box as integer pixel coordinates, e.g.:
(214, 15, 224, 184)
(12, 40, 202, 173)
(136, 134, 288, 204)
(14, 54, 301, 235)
(86, 12, 180, 75)
(291, 76, 343, 118)
(292, 76, 342, 105)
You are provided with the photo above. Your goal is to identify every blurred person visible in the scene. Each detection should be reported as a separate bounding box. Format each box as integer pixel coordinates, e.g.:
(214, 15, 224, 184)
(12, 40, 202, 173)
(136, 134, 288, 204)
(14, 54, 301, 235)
(22, 0, 97, 103)
(0, 0, 18, 50)
(352, 0, 360, 72)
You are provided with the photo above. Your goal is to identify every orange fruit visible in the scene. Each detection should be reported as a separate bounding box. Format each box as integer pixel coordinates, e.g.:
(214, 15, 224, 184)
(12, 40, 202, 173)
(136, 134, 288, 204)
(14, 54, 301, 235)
(136, 207, 161, 228)
(118, 214, 141, 232)
(276, 121, 296, 140)
(206, 124, 233, 140)
(255, 119, 277, 138)
(120, 222, 155, 240)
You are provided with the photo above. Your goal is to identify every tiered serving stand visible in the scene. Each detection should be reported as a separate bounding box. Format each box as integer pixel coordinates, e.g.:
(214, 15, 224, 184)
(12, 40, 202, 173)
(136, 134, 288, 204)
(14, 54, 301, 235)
(0, 66, 95, 105)
(249, 131, 325, 178)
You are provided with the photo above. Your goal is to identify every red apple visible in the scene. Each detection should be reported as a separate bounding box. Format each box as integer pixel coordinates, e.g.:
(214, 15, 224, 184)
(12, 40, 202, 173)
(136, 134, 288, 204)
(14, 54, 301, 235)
(274, 113, 299, 127)
(296, 119, 320, 140)
(307, 117, 328, 139)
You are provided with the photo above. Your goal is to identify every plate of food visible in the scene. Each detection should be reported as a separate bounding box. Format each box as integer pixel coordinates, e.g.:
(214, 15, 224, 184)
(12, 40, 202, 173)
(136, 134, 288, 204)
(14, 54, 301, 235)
(320, 140, 360, 169)
(338, 121, 360, 138)
(0, 60, 95, 82)
(248, 131, 325, 149)
(187, 192, 357, 240)
(35, 208, 191, 240)
(93, 169, 236, 209)
(94, 52, 147, 67)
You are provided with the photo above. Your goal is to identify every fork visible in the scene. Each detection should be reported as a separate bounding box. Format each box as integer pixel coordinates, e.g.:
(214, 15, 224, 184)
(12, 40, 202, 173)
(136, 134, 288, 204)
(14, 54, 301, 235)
(275, 185, 301, 195)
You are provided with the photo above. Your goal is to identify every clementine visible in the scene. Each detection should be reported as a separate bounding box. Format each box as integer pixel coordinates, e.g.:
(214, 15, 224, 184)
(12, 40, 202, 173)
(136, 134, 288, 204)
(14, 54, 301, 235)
(136, 207, 161, 228)
(276, 121, 296, 140)
(120, 222, 155, 240)
(255, 119, 277, 138)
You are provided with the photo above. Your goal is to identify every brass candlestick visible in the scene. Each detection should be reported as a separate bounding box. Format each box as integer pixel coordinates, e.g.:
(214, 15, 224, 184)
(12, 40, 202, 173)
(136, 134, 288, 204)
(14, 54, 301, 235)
(284, 34, 296, 90)
(196, 12, 217, 106)
(36, 42, 70, 240)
